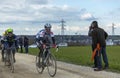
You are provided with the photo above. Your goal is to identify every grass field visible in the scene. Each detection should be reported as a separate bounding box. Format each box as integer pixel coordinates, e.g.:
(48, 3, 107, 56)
(28, 46, 120, 72)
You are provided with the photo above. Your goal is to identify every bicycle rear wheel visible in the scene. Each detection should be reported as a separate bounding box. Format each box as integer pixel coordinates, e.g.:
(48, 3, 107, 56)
(47, 54, 57, 77)
(9, 51, 14, 73)
(36, 55, 44, 74)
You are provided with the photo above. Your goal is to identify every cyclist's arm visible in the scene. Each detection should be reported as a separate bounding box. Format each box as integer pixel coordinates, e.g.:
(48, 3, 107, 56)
(1, 37, 4, 44)
(36, 33, 45, 47)
(12, 34, 18, 47)
(50, 32, 56, 44)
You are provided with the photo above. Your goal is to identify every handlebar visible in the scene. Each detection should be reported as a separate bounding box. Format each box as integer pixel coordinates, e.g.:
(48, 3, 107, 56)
(43, 45, 59, 52)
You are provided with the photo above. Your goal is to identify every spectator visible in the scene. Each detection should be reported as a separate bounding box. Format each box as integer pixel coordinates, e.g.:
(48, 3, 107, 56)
(89, 21, 109, 71)
(19, 36, 23, 53)
(24, 36, 29, 54)
(88, 23, 98, 68)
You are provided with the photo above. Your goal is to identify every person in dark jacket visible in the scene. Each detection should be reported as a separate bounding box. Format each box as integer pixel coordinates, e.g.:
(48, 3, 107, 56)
(24, 36, 29, 54)
(19, 36, 23, 53)
(88, 23, 98, 68)
(90, 21, 109, 71)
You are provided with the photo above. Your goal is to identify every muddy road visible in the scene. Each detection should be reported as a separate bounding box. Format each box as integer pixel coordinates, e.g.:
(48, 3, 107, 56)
(0, 53, 120, 78)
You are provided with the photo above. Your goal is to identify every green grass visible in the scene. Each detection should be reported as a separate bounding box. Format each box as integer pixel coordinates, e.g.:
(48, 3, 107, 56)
(28, 46, 120, 72)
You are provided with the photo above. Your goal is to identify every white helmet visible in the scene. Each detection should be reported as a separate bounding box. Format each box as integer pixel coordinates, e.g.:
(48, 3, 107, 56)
(44, 23, 51, 28)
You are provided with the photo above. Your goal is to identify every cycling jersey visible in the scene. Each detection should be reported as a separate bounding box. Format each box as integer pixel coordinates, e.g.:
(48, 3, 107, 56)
(5, 34, 18, 47)
(36, 29, 55, 45)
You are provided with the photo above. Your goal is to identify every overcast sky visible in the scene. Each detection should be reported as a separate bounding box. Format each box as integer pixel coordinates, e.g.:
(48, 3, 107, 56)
(0, 0, 120, 35)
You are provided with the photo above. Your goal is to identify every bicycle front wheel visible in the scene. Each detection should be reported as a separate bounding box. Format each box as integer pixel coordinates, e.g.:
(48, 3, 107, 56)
(10, 51, 14, 73)
(36, 55, 44, 74)
(47, 54, 57, 77)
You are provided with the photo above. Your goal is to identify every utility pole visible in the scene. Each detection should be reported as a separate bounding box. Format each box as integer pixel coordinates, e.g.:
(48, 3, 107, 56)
(60, 19, 66, 43)
(112, 23, 115, 35)
(60, 19, 66, 35)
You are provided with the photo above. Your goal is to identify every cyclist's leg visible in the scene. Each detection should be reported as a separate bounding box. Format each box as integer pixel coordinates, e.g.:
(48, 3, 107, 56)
(12, 49, 16, 62)
(11, 45, 16, 63)
(39, 46, 43, 56)
(36, 46, 44, 68)
(45, 50, 48, 58)
(6, 47, 11, 65)
(38, 46, 44, 62)
(2, 42, 8, 61)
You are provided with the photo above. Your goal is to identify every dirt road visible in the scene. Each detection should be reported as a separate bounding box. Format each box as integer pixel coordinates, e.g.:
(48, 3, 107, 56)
(0, 53, 120, 78)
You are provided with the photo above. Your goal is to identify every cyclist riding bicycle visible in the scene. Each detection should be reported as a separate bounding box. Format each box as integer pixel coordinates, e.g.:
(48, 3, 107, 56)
(1, 30, 8, 61)
(36, 23, 56, 59)
(5, 28, 18, 63)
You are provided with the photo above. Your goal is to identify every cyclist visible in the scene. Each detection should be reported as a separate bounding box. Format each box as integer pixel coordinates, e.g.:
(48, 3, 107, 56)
(1, 30, 8, 61)
(5, 28, 18, 63)
(36, 23, 56, 64)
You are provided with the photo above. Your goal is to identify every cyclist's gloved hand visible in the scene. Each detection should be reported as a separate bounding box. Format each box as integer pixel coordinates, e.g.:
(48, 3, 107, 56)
(52, 44, 56, 48)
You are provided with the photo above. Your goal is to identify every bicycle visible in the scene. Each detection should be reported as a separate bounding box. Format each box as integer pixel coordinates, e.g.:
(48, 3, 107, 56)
(4, 46, 15, 73)
(36, 44, 58, 77)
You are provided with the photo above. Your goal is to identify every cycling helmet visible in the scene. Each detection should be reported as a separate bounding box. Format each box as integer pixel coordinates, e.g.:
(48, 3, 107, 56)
(44, 23, 51, 28)
(7, 28, 13, 33)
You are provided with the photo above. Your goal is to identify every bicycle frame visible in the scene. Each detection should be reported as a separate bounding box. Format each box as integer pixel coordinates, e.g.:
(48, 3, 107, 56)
(42, 45, 58, 66)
